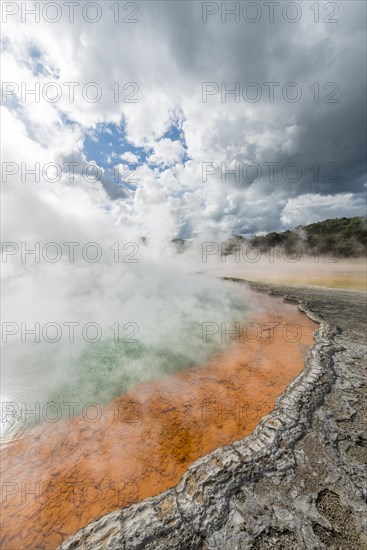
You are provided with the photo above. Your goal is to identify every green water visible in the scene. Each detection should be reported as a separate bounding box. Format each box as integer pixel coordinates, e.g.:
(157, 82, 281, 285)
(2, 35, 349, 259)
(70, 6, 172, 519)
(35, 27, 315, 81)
(1, 278, 250, 436)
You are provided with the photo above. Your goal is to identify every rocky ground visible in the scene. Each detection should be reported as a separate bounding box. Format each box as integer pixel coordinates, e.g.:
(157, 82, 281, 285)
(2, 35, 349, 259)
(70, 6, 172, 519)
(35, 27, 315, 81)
(58, 282, 367, 550)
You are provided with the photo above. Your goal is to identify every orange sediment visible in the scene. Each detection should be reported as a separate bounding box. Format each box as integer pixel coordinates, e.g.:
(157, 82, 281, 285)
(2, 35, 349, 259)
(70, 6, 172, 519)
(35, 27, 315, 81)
(0, 294, 316, 550)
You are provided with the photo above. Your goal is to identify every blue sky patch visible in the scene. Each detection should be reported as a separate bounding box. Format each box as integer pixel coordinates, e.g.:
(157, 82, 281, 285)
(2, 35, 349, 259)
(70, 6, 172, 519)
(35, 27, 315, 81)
(83, 119, 190, 183)
(83, 122, 145, 169)
(28, 43, 59, 78)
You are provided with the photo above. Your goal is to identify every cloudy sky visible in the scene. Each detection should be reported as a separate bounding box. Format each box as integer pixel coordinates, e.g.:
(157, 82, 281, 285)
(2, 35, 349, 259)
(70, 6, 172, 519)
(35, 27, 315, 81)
(2, 0, 366, 239)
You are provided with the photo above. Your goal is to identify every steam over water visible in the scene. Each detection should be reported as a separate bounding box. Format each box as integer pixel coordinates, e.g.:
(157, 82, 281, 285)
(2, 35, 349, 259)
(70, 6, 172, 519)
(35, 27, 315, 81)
(1, 255, 251, 441)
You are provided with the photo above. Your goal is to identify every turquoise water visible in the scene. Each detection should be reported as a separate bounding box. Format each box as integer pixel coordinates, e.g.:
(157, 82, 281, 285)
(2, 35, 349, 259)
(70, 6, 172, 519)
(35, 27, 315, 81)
(1, 275, 251, 438)
(49, 284, 249, 405)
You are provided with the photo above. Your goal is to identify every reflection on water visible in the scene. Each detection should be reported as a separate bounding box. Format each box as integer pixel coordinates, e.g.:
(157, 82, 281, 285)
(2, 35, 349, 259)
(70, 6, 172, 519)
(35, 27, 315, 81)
(0, 386, 35, 447)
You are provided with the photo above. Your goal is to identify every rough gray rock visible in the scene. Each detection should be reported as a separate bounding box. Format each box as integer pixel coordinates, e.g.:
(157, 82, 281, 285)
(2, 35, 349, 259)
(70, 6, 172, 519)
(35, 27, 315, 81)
(58, 282, 367, 550)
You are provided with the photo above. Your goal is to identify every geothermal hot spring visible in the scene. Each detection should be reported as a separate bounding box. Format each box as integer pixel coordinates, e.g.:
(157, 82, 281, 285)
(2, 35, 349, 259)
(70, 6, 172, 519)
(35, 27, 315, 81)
(0, 252, 316, 549)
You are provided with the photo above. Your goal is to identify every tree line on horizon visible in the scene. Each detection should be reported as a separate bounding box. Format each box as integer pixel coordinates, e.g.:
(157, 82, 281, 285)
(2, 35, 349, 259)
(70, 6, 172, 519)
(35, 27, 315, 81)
(232, 216, 367, 258)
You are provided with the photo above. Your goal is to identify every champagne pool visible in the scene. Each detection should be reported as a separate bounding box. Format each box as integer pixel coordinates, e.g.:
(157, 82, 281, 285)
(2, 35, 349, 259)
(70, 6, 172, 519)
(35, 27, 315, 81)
(1, 276, 251, 440)
(0, 278, 317, 550)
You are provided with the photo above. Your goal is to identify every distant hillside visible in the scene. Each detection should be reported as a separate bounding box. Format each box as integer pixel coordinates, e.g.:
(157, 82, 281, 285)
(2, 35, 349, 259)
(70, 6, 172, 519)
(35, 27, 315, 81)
(228, 217, 367, 258)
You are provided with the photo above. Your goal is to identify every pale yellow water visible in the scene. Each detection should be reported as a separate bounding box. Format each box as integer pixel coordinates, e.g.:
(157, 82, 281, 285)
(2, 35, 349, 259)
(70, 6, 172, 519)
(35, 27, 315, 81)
(205, 258, 367, 290)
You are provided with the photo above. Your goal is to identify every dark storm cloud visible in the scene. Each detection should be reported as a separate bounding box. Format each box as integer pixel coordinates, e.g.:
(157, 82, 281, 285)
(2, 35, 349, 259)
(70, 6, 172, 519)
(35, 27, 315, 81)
(150, 0, 366, 224)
